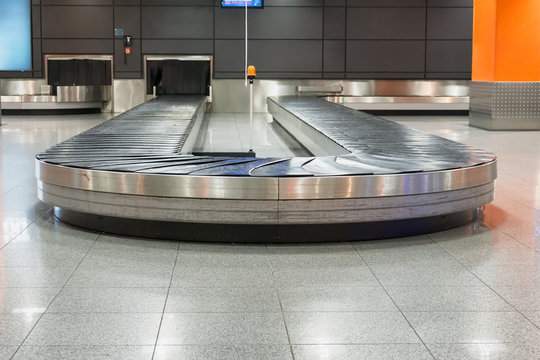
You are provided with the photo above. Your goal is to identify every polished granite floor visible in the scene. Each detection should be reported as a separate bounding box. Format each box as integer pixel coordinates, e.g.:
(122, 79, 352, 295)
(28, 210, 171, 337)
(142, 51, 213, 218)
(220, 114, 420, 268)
(0, 112, 539, 360)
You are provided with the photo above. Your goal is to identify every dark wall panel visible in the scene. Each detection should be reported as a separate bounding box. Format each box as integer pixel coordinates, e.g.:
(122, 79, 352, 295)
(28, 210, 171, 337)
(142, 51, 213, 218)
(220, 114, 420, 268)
(427, 72, 471, 79)
(426, 40, 471, 72)
(346, 40, 425, 72)
(265, 0, 323, 6)
(215, 40, 244, 72)
(347, 72, 425, 79)
(427, 8, 473, 39)
(347, 8, 425, 39)
(142, 0, 213, 5)
(142, 39, 213, 54)
(41, 0, 112, 4)
(116, 0, 140, 4)
(248, 7, 322, 39)
(324, 0, 346, 6)
(215, 7, 244, 39)
(115, 6, 141, 38)
(324, 40, 345, 72)
(33, 40, 42, 72)
(114, 39, 141, 72)
(42, 6, 113, 38)
(32, 6, 41, 38)
(324, 7, 345, 39)
(141, 7, 213, 39)
(250, 40, 322, 72)
(7, 1, 474, 80)
(348, 0, 425, 6)
(428, 0, 472, 7)
(42, 39, 113, 54)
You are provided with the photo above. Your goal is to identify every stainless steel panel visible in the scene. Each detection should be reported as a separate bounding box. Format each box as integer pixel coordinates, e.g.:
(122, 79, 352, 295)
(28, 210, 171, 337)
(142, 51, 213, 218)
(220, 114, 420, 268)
(57, 86, 111, 102)
(0, 79, 47, 96)
(36, 161, 279, 200)
(278, 162, 496, 200)
(113, 79, 146, 113)
(212, 79, 470, 112)
(470, 81, 540, 130)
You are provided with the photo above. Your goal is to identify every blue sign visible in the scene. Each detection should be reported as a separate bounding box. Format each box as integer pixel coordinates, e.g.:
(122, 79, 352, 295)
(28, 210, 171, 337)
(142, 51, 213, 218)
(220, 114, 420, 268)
(0, 0, 32, 71)
(222, 0, 263, 8)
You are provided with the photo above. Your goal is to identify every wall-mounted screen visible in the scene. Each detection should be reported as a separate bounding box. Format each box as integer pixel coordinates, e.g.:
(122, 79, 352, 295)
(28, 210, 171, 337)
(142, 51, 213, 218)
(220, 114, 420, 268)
(222, 0, 263, 8)
(0, 0, 32, 71)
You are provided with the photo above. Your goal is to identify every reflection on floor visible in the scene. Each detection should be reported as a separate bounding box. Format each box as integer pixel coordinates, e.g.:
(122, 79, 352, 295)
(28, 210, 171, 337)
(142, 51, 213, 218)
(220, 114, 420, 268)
(0, 113, 540, 360)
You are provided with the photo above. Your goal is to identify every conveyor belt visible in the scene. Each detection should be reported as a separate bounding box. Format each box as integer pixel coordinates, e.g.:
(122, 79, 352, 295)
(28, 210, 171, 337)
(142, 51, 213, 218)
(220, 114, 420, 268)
(35, 95, 497, 242)
(37, 95, 495, 177)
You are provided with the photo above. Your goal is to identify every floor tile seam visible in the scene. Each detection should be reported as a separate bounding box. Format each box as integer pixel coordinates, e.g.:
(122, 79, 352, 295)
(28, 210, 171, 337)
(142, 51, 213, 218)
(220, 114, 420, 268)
(288, 341, 428, 345)
(10, 232, 100, 359)
(350, 245, 437, 360)
(151, 241, 181, 360)
(265, 244, 296, 360)
(481, 218, 538, 251)
(427, 233, 540, 331)
(0, 207, 53, 251)
(0, 178, 36, 198)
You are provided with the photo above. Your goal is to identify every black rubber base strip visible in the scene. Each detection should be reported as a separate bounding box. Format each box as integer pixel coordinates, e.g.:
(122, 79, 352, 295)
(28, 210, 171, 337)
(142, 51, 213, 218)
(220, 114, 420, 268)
(55, 207, 477, 243)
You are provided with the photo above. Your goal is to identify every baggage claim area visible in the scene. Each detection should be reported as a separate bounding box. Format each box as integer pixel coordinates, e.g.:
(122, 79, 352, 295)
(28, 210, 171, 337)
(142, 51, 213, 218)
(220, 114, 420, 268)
(1, 1, 540, 359)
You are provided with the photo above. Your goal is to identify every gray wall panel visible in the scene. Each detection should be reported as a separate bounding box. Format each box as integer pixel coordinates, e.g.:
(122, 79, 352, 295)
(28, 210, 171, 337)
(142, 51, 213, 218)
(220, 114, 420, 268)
(142, 39, 214, 54)
(428, 0, 472, 7)
(426, 40, 471, 72)
(324, 7, 345, 39)
(248, 7, 322, 39)
(427, 8, 473, 39)
(348, 0, 426, 6)
(42, 39, 113, 54)
(215, 40, 244, 72)
(42, 6, 113, 38)
(324, 40, 345, 72)
(115, 6, 141, 38)
(142, 7, 213, 39)
(347, 8, 425, 39)
(250, 40, 322, 72)
(215, 7, 244, 39)
(346, 40, 425, 72)
(114, 39, 141, 72)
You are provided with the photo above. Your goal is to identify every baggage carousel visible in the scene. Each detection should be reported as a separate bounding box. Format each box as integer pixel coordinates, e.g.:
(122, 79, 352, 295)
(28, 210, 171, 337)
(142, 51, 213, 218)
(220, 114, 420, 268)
(35, 95, 497, 242)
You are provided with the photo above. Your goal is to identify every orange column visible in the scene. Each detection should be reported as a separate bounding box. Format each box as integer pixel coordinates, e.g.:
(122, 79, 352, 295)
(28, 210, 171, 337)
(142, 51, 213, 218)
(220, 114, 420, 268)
(472, 0, 540, 82)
